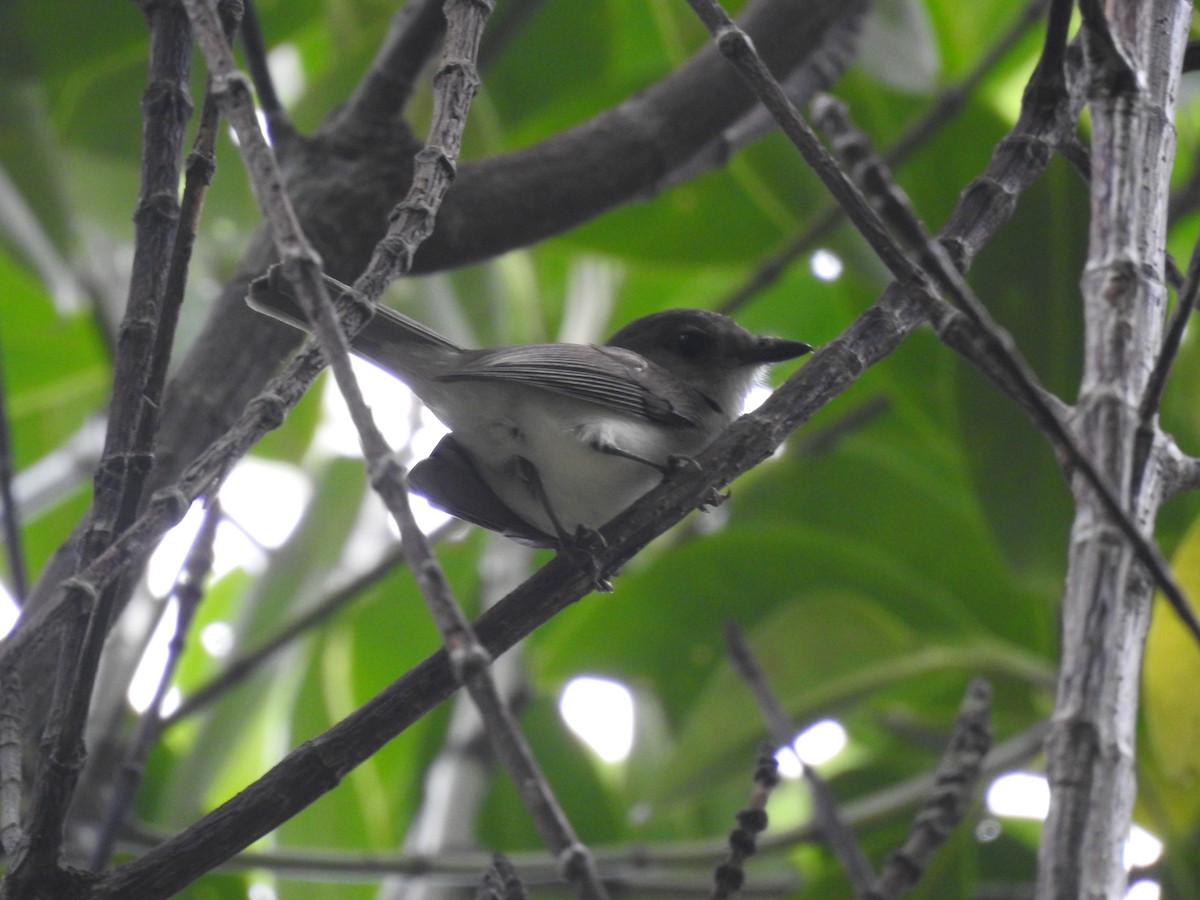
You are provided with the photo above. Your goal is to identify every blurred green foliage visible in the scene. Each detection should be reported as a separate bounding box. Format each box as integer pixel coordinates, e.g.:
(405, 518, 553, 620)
(3, 1, 1200, 898)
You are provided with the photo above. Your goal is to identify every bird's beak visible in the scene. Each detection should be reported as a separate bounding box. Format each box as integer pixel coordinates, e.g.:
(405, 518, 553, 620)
(746, 336, 814, 364)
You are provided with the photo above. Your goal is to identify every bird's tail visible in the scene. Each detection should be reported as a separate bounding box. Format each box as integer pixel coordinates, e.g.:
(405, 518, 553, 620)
(246, 265, 464, 365)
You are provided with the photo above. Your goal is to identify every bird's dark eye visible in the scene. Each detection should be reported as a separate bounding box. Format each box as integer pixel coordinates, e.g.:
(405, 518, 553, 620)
(674, 329, 714, 358)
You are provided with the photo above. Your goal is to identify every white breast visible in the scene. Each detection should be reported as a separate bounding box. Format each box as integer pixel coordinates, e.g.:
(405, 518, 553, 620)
(426, 382, 704, 536)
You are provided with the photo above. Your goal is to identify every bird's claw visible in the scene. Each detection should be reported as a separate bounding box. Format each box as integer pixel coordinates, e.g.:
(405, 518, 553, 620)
(664, 454, 702, 476)
(663, 455, 726, 512)
(560, 527, 615, 592)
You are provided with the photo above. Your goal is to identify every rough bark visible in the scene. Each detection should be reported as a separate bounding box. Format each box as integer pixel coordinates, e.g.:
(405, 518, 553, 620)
(1036, 2, 1191, 897)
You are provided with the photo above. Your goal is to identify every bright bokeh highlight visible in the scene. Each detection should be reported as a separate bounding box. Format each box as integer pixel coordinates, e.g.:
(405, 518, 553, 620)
(147, 459, 311, 596)
(1124, 825, 1164, 869)
(314, 358, 454, 537)
(1124, 880, 1161, 900)
(986, 771, 1051, 819)
(987, 772, 1162, 878)
(775, 719, 848, 778)
(559, 676, 635, 763)
(810, 248, 844, 281)
(200, 621, 235, 658)
(127, 600, 178, 713)
(0, 582, 17, 640)
(267, 43, 305, 108)
(136, 457, 311, 711)
(220, 457, 311, 549)
(147, 503, 209, 597)
(316, 357, 429, 457)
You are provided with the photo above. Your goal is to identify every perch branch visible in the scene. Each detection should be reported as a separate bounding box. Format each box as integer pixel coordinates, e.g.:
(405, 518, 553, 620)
(723, 620, 874, 892)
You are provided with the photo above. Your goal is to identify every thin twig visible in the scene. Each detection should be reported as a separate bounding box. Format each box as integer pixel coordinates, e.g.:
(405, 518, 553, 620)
(813, 90, 1200, 646)
(448, 633, 609, 900)
(1133, 228, 1200, 497)
(189, 1, 608, 898)
(663, 5, 866, 200)
(91, 64, 1068, 891)
(685, 1, 915, 286)
(238, 0, 291, 144)
(1141, 233, 1200, 424)
(0, 667, 22, 856)
(133, 0, 242, 538)
(719, 0, 1049, 314)
(686, 0, 1200, 648)
(867, 679, 992, 899)
(115, 721, 1046, 884)
(808, 94, 1066, 424)
(353, 0, 491, 300)
(710, 748, 781, 900)
(161, 541, 415, 727)
(478, 852, 529, 900)
(0, 337, 26, 604)
(342, 2, 607, 894)
(58, 4, 1074, 890)
(723, 621, 874, 893)
(7, 2, 196, 890)
(89, 503, 221, 871)
(382, 535, 532, 900)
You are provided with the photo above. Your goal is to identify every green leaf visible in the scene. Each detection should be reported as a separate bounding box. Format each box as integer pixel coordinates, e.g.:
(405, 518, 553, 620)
(477, 697, 626, 849)
(151, 458, 367, 824)
(656, 594, 1045, 802)
(955, 158, 1087, 577)
(0, 250, 108, 469)
(1143, 513, 1200, 834)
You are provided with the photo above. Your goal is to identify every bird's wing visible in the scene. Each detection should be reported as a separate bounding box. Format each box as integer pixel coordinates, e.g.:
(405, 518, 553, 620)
(438, 344, 708, 427)
(408, 434, 558, 548)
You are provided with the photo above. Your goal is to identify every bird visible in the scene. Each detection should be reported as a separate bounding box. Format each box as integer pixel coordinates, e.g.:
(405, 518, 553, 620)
(247, 267, 812, 550)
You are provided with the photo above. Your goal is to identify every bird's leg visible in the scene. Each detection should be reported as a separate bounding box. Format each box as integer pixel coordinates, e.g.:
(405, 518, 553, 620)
(514, 457, 613, 592)
(592, 441, 688, 476)
(513, 457, 570, 542)
(593, 442, 724, 508)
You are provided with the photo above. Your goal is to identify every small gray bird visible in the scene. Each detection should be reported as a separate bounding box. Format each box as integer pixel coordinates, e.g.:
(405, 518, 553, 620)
(248, 269, 812, 548)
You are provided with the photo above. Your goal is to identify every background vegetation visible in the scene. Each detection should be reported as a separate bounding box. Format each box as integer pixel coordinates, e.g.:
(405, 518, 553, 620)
(1, 0, 1198, 897)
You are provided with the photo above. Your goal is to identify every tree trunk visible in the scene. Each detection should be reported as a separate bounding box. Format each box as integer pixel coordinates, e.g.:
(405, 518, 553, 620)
(1037, 1, 1191, 897)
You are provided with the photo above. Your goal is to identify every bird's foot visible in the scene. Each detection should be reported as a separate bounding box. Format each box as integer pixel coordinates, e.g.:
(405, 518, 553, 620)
(560, 526, 614, 593)
(664, 453, 702, 476)
(662, 455, 726, 510)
